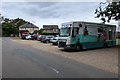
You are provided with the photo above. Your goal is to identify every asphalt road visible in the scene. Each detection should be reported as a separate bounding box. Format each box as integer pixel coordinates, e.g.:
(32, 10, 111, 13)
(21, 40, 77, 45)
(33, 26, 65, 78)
(2, 37, 118, 78)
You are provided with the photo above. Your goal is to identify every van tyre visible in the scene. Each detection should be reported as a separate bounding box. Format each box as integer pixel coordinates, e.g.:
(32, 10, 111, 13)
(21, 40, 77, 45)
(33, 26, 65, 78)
(75, 44, 82, 51)
(104, 43, 108, 48)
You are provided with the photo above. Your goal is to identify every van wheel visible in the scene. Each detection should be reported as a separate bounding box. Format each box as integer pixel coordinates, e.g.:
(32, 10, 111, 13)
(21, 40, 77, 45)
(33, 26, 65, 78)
(75, 44, 82, 51)
(104, 43, 108, 48)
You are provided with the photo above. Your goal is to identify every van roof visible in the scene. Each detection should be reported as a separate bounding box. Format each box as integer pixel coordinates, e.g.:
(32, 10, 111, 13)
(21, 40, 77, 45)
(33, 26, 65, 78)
(62, 21, 116, 27)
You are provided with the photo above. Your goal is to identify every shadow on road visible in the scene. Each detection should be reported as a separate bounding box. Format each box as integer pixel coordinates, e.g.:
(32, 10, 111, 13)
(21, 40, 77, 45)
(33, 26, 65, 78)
(60, 46, 118, 53)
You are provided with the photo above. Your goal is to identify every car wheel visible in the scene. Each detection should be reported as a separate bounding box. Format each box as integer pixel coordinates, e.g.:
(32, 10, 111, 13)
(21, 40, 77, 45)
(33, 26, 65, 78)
(46, 40, 49, 43)
(53, 43, 55, 45)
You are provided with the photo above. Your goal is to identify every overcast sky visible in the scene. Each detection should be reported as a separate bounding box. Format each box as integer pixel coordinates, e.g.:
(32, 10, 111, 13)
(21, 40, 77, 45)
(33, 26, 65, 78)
(1, 1, 119, 30)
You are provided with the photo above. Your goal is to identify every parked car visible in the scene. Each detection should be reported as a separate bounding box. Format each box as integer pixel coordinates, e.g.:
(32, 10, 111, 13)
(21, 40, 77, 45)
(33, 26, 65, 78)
(42, 35, 53, 43)
(51, 35, 58, 45)
(21, 34, 29, 39)
(50, 37, 54, 43)
(26, 35, 31, 40)
(37, 35, 42, 41)
(41, 35, 46, 42)
(31, 34, 38, 40)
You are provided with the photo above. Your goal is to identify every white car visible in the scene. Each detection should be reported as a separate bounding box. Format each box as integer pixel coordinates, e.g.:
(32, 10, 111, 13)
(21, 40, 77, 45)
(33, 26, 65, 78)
(50, 37, 54, 43)
(26, 35, 31, 40)
(51, 35, 58, 45)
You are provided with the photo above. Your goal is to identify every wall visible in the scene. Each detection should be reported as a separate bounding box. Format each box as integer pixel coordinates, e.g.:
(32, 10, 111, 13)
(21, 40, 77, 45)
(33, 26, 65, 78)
(19, 27, 39, 37)
(19, 27, 39, 33)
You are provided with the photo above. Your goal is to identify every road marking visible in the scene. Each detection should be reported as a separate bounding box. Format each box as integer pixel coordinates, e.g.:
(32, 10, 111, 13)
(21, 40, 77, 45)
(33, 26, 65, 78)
(52, 68, 59, 74)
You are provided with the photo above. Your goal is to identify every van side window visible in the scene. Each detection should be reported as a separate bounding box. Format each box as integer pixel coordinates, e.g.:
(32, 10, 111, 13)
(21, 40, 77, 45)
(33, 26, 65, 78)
(74, 28, 79, 35)
(83, 26, 88, 36)
(97, 27, 103, 41)
(72, 27, 79, 37)
(98, 27, 103, 33)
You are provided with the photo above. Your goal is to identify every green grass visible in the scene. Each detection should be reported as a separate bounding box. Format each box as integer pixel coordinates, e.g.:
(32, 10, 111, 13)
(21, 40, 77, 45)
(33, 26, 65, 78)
(12, 37, 21, 40)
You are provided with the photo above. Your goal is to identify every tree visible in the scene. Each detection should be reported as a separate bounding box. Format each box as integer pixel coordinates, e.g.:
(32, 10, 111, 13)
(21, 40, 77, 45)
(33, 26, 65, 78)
(2, 17, 28, 37)
(95, 1, 120, 23)
(2, 23, 14, 36)
(11, 18, 27, 36)
(39, 28, 43, 34)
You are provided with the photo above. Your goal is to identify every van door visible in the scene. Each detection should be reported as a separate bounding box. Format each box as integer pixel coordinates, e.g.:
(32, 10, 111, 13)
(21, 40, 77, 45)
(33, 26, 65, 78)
(108, 31, 113, 40)
(108, 29, 113, 45)
(71, 27, 79, 44)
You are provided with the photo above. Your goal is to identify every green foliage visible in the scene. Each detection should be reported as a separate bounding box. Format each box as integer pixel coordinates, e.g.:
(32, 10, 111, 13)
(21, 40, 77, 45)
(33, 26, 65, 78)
(12, 37, 21, 40)
(39, 28, 43, 34)
(95, 1, 120, 23)
(2, 17, 28, 37)
(42, 32, 48, 33)
(2, 23, 13, 36)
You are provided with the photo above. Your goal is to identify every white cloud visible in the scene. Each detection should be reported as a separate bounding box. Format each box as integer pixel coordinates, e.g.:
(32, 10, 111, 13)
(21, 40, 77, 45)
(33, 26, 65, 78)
(1, 2, 118, 30)
(2, 0, 106, 2)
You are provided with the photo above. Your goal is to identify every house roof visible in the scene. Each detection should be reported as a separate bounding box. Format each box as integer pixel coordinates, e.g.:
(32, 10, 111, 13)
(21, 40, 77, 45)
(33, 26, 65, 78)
(19, 23, 39, 28)
(43, 25, 58, 27)
(19, 30, 29, 32)
(43, 25, 58, 29)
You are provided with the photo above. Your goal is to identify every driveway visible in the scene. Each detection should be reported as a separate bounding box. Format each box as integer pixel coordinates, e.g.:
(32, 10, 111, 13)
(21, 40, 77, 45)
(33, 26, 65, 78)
(2, 37, 118, 78)
(12, 38, 118, 74)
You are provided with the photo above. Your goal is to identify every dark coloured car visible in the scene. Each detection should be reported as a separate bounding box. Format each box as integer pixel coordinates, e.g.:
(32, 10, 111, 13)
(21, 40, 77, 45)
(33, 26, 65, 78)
(31, 34, 38, 40)
(21, 34, 29, 39)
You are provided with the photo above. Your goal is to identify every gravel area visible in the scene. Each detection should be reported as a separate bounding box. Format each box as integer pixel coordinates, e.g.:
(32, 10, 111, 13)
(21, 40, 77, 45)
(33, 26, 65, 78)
(11, 39, 118, 74)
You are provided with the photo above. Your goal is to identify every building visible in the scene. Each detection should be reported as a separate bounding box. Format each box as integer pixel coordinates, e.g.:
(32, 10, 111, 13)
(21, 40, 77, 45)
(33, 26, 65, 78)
(19, 22, 39, 37)
(43, 25, 59, 35)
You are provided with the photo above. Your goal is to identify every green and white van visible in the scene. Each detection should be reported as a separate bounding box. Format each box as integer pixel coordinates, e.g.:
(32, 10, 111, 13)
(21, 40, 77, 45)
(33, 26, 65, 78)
(58, 21, 116, 50)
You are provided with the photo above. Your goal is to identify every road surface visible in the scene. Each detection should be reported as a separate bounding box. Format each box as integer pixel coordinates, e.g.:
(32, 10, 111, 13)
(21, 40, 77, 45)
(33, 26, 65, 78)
(2, 37, 118, 78)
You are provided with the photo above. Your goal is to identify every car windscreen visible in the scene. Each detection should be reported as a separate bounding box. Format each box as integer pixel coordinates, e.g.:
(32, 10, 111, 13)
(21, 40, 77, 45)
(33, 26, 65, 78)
(59, 28, 71, 37)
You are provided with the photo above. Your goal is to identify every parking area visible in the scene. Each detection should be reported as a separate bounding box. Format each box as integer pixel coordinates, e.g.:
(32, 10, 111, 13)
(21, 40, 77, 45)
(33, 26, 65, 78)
(11, 39, 118, 74)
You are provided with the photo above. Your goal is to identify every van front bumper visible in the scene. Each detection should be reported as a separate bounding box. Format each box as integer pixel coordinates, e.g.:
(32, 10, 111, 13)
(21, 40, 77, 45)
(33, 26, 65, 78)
(58, 42, 73, 49)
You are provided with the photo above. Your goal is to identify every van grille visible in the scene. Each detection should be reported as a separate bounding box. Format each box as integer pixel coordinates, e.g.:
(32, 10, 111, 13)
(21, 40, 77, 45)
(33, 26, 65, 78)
(59, 42, 66, 48)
